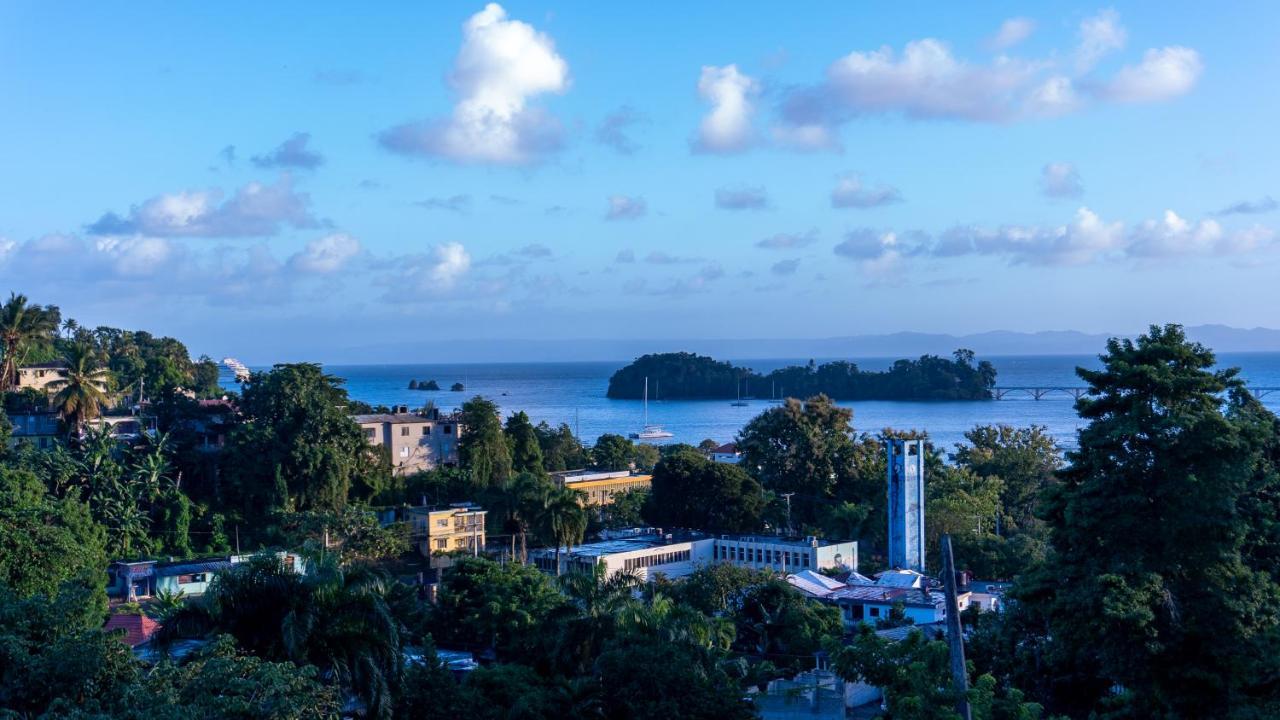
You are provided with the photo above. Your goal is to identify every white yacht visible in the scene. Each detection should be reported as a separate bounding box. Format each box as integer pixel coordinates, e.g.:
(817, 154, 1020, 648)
(629, 377, 673, 440)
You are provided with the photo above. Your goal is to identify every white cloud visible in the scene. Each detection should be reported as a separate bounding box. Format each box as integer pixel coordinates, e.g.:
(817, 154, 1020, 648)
(1076, 9, 1127, 72)
(1104, 47, 1203, 102)
(987, 18, 1036, 51)
(87, 176, 318, 238)
(377, 3, 569, 164)
(939, 207, 1124, 265)
(605, 195, 647, 221)
(1214, 197, 1278, 217)
(831, 175, 902, 208)
(252, 132, 325, 170)
(288, 233, 362, 274)
(823, 39, 1042, 122)
(1127, 210, 1223, 258)
(1040, 163, 1084, 199)
(427, 242, 471, 288)
(770, 11, 1199, 141)
(692, 64, 759, 153)
(93, 235, 180, 277)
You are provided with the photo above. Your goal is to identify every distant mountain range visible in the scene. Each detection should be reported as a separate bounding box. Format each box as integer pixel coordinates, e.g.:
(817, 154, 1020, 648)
(325, 325, 1280, 364)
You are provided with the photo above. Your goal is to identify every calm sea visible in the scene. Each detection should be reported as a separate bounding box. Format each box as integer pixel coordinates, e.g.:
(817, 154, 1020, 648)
(223, 353, 1280, 453)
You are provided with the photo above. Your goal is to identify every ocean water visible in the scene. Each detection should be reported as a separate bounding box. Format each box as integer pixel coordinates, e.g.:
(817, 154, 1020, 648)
(224, 353, 1280, 454)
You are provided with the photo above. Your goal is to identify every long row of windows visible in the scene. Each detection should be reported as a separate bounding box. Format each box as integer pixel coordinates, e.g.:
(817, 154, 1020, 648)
(623, 549, 691, 572)
(717, 544, 811, 568)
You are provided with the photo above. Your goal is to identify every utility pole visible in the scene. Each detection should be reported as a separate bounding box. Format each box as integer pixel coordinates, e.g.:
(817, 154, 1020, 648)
(780, 492, 795, 536)
(941, 534, 972, 720)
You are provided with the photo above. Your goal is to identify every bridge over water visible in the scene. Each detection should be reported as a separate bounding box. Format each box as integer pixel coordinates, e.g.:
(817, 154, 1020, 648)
(993, 386, 1280, 400)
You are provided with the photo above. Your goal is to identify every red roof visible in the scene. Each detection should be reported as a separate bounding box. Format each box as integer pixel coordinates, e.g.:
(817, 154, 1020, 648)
(104, 613, 161, 647)
(712, 442, 739, 454)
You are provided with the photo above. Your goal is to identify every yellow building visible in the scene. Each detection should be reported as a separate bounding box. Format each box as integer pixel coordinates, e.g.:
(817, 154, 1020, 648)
(404, 504, 486, 568)
(552, 470, 652, 506)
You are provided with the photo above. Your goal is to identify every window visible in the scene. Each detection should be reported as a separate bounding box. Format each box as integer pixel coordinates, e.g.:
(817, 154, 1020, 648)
(400, 447, 409, 458)
(364, 428, 375, 439)
(869, 607, 880, 618)
(422, 425, 431, 436)
(443, 425, 454, 434)
(177, 573, 207, 584)
(850, 605, 864, 620)
(435, 539, 447, 550)
(400, 426, 410, 437)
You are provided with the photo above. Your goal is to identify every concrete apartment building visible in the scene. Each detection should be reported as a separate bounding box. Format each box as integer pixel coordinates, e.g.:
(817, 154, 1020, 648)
(404, 504, 487, 568)
(353, 405, 462, 475)
(530, 529, 857, 581)
(551, 469, 652, 506)
(16, 361, 68, 392)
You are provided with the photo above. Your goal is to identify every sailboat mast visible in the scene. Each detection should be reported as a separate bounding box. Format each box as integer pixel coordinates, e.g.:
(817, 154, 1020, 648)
(643, 376, 649, 426)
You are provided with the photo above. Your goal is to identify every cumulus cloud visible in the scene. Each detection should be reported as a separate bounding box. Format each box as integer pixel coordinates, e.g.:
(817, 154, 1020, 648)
(1075, 9, 1127, 72)
(833, 229, 927, 279)
(415, 195, 472, 213)
(756, 229, 818, 249)
(715, 186, 769, 210)
(86, 176, 318, 238)
(376, 3, 569, 164)
(597, 106, 644, 154)
(605, 195, 647, 221)
(771, 258, 800, 276)
(831, 175, 902, 209)
(1040, 163, 1084, 199)
(937, 208, 1124, 265)
(1103, 47, 1203, 102)
(1127, 210, 1224, 258)
(987, 18, 1036, 51)
(692, 65, 759, 153)
(252, 132, 325, 170)
(1214, 196, 1278, 217)
(288, 233, 362, 274)
(92, 235, 182, 277)
(771, 11, 1200, 143)
(398, 242, 472, 291)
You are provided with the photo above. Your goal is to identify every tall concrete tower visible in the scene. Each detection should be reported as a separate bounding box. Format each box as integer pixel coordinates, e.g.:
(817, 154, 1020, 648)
(887, 438, 926, 573)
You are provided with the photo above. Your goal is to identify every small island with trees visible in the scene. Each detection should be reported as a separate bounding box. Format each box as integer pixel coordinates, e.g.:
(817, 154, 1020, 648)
(606, 350, 998, 401)
(408, 379, 440, 391)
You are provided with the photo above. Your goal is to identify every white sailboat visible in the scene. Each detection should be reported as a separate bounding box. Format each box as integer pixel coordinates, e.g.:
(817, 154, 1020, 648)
(630, 376, 673, 440)
(730, 376, 748, 407)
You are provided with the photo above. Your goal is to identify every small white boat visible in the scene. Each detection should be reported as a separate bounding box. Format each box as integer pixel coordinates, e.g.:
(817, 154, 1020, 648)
(630, 377, 674, 440)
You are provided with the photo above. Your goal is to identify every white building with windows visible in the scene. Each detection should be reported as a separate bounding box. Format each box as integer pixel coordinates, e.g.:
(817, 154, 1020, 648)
(529, 529, 857, 581)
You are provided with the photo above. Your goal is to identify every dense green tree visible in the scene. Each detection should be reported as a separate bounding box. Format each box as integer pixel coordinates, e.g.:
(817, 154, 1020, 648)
(925, 466, 1003, 571)
(594, 634, 757, 720)
(504, 411, 544, 475)
(161, 555, 406, 718)
(1010, 325, 1280, 717)
(279, 507, 409, 563)
(430, 556, 568, 662)
(459, 396, 513, 488)
(590, 433, 634, 471)
(0, 466, 107, 605)
(732, 578, 842, 667)
(536, 421, 589, 471)
(830, 627, 1045, 720)
(643, 451, 765, 533)
(737, 394, 858, 528)
(224, 363, 380, 517)
(953, 425, 1060, 533)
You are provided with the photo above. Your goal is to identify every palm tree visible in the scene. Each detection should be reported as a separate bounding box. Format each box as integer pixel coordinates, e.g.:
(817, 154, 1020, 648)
(537, 487, 587, 576)
(61, 317, 79, 340)
(47, 344, 113, 437)
(0, 293, 59, 391)
(158, 555, 404, 719)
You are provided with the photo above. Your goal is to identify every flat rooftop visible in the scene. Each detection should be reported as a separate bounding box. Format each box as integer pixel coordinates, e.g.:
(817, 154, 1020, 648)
(541, 531, 707, 558)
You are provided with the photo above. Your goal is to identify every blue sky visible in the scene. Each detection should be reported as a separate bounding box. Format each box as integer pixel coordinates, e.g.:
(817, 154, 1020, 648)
(0, 2, 1277, 362)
